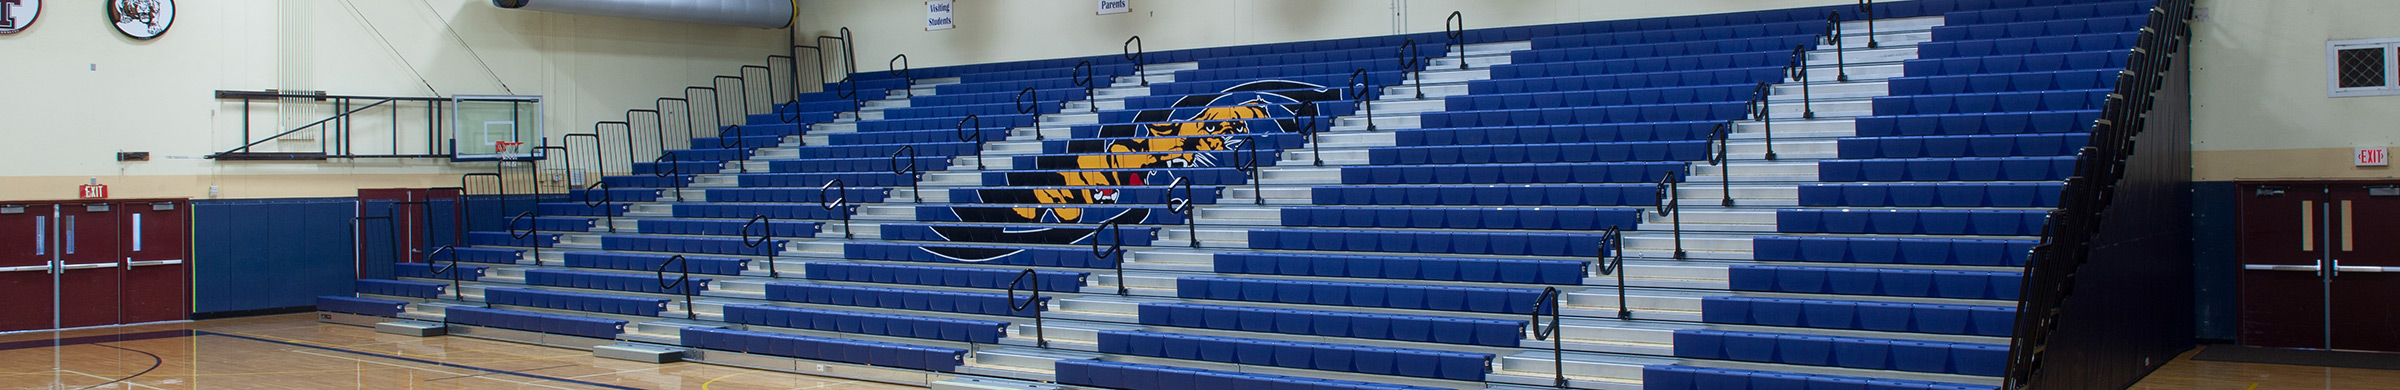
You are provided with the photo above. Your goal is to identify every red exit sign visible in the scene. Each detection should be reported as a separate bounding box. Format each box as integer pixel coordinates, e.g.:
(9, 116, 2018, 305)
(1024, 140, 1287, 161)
(2360, 147, 2389, 167)
(79, 184, 108, 199)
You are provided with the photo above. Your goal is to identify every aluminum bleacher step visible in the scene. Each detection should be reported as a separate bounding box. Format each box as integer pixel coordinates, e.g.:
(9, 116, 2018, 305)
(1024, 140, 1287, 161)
(375, 320, 448, 337)
(593, 342, 687, 363)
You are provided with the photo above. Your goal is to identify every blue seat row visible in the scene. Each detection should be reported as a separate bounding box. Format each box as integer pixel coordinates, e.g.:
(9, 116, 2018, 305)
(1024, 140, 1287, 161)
(1493, 50, 1794, 79)
(1517, 34, 1817, 68)
(465, 231, 556, 248)
(394, 262, 487, 280)
(1946, 0, 2147, 25)
(1097, 102, 1354, 124)
(1778, 208, 2051, 236)
(1888, 69, 2117, 96)
(705, 187, 891, 203)
(1674, 329, 2007, 375)
(423, 247, 521, 264)
(826, 128, 1007, 146)
(356, 279, 445, 299)
(317, 296, 407, 317)
(1043, 132, 1307, 153)
(855, 114, 1034, 133)
(1900, 50, 2130, 76)
(1194, 44, 1441, 68)
(598, 174, 690, 189)
(1118, 90, 1361, 112)
(1176, 58, 1431, 83)
(1818, 156, 2078, 182)
(1140, 301, 1523, 347)
(950, 186, 1223, 205)
(679, 327, 965, 372)
(1917, 31, 2136, 59)
(638, 218, 821, 238)
(844, 242, 1124, 269)
(483, 287, 669, 316)
(935, 77, 1087, 95)
(562, 252, 748, 276)
(656, 148, 751, 162)
(1319, 184, 1657, 207)
(524, 268, 710, 295)
(1854, 110, 2101, 137)
(767, 156, 950, 175)
(826, 78, 913, 93)
(1216, 252, 1587, 285)
(722, 303, 1009, 343)
(1445, 84, 1752, 111)
(1529, 20, 1821, 50)
(1753, 236, 2036, 266)
(632, 161, 724, 175)
(566, 188, 662, 203)
(987, 167, 1251, 187)
(536, 201, 630, 217)
(880, 222, 1156, 246)
(883, 102, 1062, 120)
(1471, 66, 1783, 94)
(761, 282, 1045, 317)
(1369, 140, 1713, 165)
(1929, 14, 2145, 41)
(1099, 330, 1492, 381)
(803, 261, 1087, 293)
(1397, 121, 1725, 146)
(1056, 359, 1447, 390)
(1940, 137, 2079, 168)
(916, 205, 1187, 225)
(909, 87, 1086, 107)
(1422, 101, 1748, 128)
(1797, 182, 2064, 208)
(795, 142, 980, 159)
(1701, 296, 2015, 337)
(1015, 150, 1282, 170)
(1152, 71, 1403, 96)
(1341, 162, 1688, 185)
(672, 203, 860, 220)
(958, 64, 1132, 83)
(446, 307, 626, 339)
(1252, 228, 1612, 257)
(1730, 265, 2024, 300)
(1870, 89, 2108, 115)
(688, 134, 787, 150)
(1643, 365, 1995, 390)
(735, 172, 917, 187)
(1177, 277, 1545, 315)
(1281, 206, 1643, 231)
(599, 235, 784, 257)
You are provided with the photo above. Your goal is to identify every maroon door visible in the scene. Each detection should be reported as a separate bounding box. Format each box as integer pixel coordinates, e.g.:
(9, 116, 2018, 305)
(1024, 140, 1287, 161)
(0, 204, 58, 332)
(120, 200, 189, 324)
(56, 202, 122, 329)
(2238, 182, 2400, 352)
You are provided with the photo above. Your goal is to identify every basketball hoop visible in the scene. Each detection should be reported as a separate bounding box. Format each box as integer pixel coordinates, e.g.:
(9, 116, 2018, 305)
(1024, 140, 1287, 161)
(493, 141, 524, 153)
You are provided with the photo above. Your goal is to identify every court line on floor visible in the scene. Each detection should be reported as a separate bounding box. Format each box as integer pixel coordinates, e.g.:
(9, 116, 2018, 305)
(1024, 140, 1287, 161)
(194, 331, 645, 390)
(283, 350, 584, 390)
(0, 330, 194, 352)
(69, 344, 163, 390)
(60, 369, 166, 390)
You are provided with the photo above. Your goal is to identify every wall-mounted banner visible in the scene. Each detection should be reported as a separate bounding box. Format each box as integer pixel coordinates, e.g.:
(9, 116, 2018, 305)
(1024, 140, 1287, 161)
(1097, 0, 1130, 15)
(926, 0, 954, 31)
(0, 0, 41, 34)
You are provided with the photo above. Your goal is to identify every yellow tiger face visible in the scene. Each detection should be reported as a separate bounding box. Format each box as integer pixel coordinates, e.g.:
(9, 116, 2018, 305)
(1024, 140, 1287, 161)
(1013, 104, 1271, 221)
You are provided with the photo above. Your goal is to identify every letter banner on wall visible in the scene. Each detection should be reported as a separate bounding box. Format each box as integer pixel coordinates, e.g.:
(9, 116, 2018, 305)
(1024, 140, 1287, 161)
(1097, 0, 1130, 15)
(926, 0, 954, 31)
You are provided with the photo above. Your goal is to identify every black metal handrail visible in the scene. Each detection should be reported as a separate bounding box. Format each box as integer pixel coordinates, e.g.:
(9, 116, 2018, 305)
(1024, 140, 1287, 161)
(1006, 269, 1048, 348)
(351, 213, 402, 278)
(1400, 39, 1426, 99)
(1124, 36, 1148, 87)
(1707, 121, 1734, 206)
(1528, 287, 1567, 388)
(723, 124, 751, 173)
(583, 182, 616, 232)
(1857, 0, 1879, 48)
(426, 245, 464, 303)
(1597, 226, 1631, 320)
(1016, 87, 1044, 141)
(1091, 218, 1127, 296)
(1790, 44, 1818, 120)
(1071, 60, 1098, 113)
(1302, 102, 1325, 167)
(1749, 82, 1781, 161)
(1655, 172, 1685, 260)
(1348, 69, 1376, 132)
(713, 75, 752, 122)
(1233, 137, 1264, 205)
(742, 215, 780, 278)
(461, 173, 505, 235)
(892, 145, 922, 203)
(890, 54, 912, 98)
(654, 152, 686, 202)
(1826, 12, 1850, 83)
(655, 254, 697, 319)
(957, 114, 986, 170)
(506, 211, 541, 266)
(1164, 176, 1199, 248)
(820, 179, 853, 239)
(1446, 12, 1467, 69)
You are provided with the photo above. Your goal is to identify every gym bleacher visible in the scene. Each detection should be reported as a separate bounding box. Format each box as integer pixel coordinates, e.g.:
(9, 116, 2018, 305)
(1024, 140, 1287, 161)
(321, 0, 2165, 389)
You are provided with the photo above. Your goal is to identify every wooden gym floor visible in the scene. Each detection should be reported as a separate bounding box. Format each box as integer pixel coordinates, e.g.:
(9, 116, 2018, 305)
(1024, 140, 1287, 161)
(5, 313, 2398, 389)
(0, 313, 916, 389)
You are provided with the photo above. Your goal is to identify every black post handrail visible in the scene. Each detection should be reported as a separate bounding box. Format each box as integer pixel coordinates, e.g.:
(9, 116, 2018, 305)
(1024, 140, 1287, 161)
(1006, 269, 1048, 348)
(957, 114, 986, 170)
(1655, 172, 1686, 260)
(506, 211, 542, 266)
(1124, 36, 1148, 87)
(1708, 121, 1735, 206)
(583, 182, 616, 233)
(1826, 12, 1850, 83)
(460, 173, 505, 243)
(654, 152, 686, 202)
(426, 245, 464, 303)
(1302, 102, 1325, 167)
(892, 145, 922, 203)
(1071, 60, 1098, 113)
(1857, 0, 1880, 48)
(1016, 87, 1044, 141)
(723, 125, 750, 173)
(1528, 287, 1567, 388)
(1445, 12, 1467, 69)
(1597, 226, 1631, 319)
(741, 215, 780, 278)
(890, 54, 912, 98)
(655, 255, 697, 319)
(351, 213, 404, 279)
(1399, 39, 1426, 99)
(1791, 44, 1817, 120)
(1164, 176, 1199, 248)
(820, 179, 853, 239)
(1750, 82, 1781, 161)
(1233, 138, 1264, 205)
(1091, 218, 1127, 296)
(1348, 69, 1376, 132)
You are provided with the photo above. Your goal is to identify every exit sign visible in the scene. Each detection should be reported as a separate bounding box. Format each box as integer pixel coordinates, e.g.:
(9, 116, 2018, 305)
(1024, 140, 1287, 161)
(2360, 147, 2389, 167)
(78, 184, 108, 199)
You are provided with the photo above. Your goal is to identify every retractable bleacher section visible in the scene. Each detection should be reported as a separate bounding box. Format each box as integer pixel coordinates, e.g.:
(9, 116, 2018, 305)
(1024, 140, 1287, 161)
(319, 0, 2162, 388)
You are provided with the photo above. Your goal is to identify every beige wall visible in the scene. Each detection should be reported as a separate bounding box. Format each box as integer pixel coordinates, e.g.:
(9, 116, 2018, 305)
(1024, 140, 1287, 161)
(0, 0, 791, 200)
(2189, 0, 2400, 181)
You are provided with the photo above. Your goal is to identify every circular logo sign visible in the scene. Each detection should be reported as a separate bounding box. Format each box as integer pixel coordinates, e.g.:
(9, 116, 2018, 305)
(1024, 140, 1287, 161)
(0, 0, 41, 34)
(106, 0, 171, 40)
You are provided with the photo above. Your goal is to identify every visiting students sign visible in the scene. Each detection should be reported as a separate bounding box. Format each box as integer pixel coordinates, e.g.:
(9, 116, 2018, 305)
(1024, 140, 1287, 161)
(926, 0, 954, 30)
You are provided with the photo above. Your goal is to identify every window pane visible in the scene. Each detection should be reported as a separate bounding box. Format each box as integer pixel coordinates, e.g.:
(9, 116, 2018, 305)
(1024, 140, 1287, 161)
(2338, 47, 2387, 88)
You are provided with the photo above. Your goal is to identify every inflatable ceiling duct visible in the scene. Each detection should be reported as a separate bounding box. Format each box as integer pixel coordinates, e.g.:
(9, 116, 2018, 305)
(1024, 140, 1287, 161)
(492, 0, 792, 29)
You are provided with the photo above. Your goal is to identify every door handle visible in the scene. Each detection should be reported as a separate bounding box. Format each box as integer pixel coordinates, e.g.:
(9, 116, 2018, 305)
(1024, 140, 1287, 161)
(60, 262, 116, 270)
(0, 265, 50, 273)
(127, 259, 183, 267)
(2243, 262, 2325, 274)
(2334, 265, 2399, 273)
